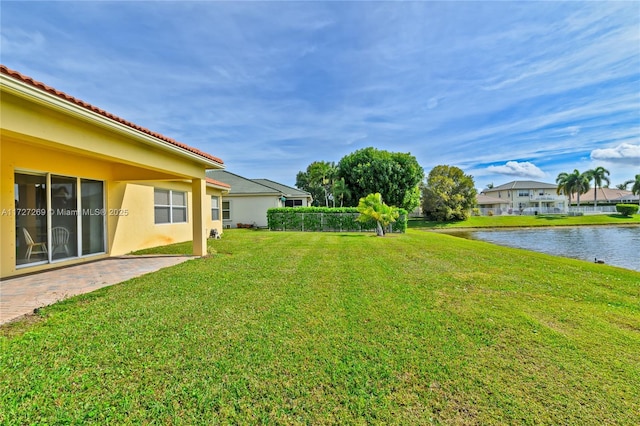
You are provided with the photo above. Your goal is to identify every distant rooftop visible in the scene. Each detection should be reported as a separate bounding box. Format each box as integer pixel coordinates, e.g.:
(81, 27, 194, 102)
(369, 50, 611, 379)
(484, 180, 557, 192)
(207, 170, 311, 197)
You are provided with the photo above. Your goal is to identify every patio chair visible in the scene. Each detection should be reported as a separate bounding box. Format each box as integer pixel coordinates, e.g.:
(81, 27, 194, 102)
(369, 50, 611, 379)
(51, 226, 71, 256)
(23, 227, 47, 261)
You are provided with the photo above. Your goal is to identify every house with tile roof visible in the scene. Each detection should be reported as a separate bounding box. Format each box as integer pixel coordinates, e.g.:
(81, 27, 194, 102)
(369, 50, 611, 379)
(1, 65, 229, 279)
(475, 194, 510, 216)
(573, 187, 634, 206)
(206, 170, 312, 228)
(482, 180, 568, 214)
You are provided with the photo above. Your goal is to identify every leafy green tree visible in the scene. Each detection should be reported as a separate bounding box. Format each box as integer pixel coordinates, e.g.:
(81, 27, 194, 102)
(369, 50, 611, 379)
(421, 165, 477, 221)
(295, 170, 323, 207)
(586, 166, 610, 208)
(296, 161, 337, 207)
(402, 186, 421, 214)
(338, 147, 423, 211)
(356, 193, 399, 236)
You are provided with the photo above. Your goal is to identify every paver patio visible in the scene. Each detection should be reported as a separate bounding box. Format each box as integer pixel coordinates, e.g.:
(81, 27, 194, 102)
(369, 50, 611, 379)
(0, 256, 194, 325)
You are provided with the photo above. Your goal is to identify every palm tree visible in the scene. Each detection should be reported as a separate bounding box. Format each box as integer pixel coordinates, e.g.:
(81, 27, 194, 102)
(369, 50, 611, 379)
(631, 174, 640, 206)
(556, 172, 574, 206)
(356, 193, 399, 236)
(575, 171, 590, 208)
(556, 170, 589, 209)
(332, 178, 351, 207)
(586, 166, 610, 209)
(309, 161, 338, 207)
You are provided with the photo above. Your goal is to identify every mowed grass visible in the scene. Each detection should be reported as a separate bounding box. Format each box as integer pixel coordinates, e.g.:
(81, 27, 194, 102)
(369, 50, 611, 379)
(1, 230, 639, 424)
(409, 213, 640, 229)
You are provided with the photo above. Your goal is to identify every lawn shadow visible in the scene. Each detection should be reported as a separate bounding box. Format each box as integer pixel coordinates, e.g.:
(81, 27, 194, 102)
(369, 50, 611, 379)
(535, 215, 569, 221)
(605, 213, 635, 219)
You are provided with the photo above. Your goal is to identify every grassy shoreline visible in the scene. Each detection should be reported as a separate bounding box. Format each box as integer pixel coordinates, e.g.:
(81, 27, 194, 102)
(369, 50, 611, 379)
(409, 213, 640, 229)
(2, 230, 639, 424)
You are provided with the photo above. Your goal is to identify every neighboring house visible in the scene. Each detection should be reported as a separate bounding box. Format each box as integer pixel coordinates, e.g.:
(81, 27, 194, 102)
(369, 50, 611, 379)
(475, 194, 510, 215)
(206, 170, 312, 228)
(612, 194, 639, 205)
(482, 180, 567, 214)
(1, 65, 230, 279)
(575, 187, 634, 206)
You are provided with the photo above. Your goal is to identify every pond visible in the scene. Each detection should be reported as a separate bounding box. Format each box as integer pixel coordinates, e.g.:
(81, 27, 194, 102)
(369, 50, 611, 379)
(448, 225, 640, 272)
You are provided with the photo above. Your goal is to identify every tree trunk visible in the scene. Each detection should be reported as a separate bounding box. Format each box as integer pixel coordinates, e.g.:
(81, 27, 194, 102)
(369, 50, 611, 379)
(376, 221, 384, 237)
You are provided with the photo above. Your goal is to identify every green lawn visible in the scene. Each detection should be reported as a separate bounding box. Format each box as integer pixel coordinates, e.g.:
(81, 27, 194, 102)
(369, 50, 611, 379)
(2, 230, 639, 424)
(409, 213, 640, 229)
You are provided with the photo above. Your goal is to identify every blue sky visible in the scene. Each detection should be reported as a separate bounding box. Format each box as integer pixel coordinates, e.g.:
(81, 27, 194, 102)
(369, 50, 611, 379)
(2, 1, 639, 190)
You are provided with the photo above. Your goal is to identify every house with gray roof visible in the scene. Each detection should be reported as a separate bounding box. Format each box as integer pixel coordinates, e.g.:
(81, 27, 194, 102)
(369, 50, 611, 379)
(206, 170, 312, 228)
(475, 194, 510, 216)
(482, 180, 567, 214)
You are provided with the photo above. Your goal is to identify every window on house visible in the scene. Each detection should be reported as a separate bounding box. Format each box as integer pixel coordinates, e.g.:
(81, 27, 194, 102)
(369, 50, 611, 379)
(285, 199, 303, 207)
(222, 201, 230, 220)
(211, 196, 220, 220)
(518, 190, 530, 197)
(154, 189, 187, 224)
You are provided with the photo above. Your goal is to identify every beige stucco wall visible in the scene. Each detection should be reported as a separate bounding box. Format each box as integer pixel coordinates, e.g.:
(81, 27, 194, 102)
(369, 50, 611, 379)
(1, 80, 223, 278)
(485, 188, 566, 211)
(109, 181, 225, 255)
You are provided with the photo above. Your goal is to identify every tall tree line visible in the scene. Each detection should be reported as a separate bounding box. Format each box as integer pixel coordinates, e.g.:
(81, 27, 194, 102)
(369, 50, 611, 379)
(295, 147, 424, 211)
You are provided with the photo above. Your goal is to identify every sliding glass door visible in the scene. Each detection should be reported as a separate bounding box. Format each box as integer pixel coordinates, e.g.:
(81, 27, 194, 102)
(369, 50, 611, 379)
(15, 173, 48, 265)
(51, 175, 78, 260)
(15, 172, 106, 267)
(81, 179, 105, 255)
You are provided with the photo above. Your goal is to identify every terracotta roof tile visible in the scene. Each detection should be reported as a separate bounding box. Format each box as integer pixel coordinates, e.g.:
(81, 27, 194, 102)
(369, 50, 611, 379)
(206, 177, 231, 188)
(1, 64, 223, 165)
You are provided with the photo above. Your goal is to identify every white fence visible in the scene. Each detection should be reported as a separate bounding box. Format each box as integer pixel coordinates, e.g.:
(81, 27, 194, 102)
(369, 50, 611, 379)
(568, 206, 618, 214)
(476, 207, 562, 216)
(475, 205, 621, 216)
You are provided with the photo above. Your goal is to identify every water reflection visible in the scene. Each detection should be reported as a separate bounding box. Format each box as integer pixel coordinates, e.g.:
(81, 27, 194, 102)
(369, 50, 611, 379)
(449, 226, 640, 272)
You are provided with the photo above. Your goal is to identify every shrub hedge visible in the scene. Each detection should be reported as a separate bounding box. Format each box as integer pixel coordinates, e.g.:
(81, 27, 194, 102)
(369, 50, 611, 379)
(616, 203, 639, 217)
(267, 207, 408, 233)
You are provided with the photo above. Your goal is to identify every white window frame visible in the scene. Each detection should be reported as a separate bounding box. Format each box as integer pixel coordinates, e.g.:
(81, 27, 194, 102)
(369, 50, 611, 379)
(211, 196, 220, 221)
(222, 200, 231, 221)
(154, 189, 188, 224)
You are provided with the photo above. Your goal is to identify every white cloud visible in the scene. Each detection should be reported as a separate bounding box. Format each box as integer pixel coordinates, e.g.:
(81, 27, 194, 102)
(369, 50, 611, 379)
(487, 161, 547, 179)
(427, 97, 439, 109)
(590, 143, 640, 166)
(566, 126, 580, 136)
(0, 29, 45, 56)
